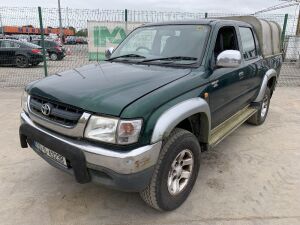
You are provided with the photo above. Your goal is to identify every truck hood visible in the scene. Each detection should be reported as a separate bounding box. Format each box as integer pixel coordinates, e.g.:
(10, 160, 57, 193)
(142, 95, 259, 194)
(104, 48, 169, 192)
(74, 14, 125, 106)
(28, 62, 191, 116)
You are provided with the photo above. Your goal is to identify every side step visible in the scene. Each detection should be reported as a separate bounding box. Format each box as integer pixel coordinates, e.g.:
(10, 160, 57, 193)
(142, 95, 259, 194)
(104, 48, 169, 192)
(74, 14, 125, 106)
(209, 106, 257, 148)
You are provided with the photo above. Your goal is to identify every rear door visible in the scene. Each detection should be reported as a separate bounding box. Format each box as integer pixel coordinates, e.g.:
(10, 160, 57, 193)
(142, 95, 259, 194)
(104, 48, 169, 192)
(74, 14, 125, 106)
(236, 27, 262, 104)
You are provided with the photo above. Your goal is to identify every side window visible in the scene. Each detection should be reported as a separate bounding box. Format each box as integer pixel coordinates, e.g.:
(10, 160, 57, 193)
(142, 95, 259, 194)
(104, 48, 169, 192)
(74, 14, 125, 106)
(214, 26, 239, 59)
(50, 42, 58, 47)
(44, 41, 50, 47)
(239, 27, 257, 60)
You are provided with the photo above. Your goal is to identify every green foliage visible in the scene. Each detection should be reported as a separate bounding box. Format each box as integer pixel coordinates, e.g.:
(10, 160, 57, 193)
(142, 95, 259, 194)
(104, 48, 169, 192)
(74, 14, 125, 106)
(76, 28, 87, 37)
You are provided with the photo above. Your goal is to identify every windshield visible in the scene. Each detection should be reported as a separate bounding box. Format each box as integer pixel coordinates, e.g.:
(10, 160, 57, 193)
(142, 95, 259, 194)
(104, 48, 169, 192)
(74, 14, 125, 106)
(110, 25, 210, 65)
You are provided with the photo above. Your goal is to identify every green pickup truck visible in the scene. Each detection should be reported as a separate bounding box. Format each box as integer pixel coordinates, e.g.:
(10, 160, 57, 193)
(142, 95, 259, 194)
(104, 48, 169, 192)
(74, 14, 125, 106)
(19, 16, 283, 211)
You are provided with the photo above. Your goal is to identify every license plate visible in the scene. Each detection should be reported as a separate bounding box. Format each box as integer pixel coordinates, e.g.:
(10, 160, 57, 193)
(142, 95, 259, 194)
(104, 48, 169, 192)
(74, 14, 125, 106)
(34, 142, 67, 167)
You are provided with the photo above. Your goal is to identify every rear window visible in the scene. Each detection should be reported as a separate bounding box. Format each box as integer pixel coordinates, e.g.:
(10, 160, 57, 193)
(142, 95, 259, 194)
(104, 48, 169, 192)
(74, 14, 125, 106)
(239, 27, 257, 60)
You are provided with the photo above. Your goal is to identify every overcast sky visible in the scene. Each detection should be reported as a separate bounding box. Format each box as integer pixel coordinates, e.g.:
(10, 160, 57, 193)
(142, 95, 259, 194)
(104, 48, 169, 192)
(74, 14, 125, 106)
(2, 0, 299, 14)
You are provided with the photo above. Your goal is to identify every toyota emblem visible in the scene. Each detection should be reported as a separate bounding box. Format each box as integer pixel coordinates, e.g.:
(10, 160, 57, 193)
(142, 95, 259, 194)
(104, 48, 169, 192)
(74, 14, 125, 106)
(41, 103, 51, 116)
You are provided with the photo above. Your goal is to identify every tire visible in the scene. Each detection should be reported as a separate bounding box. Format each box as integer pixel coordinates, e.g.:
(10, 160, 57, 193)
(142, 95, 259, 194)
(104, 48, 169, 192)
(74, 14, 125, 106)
(140, 128, 201, 211)
(32, 62, 40, 67)
(16, 55, 29, 68)
(50, 53, 58, 61)
(247, 87, 271, 125)
(57, 55, 64, 61)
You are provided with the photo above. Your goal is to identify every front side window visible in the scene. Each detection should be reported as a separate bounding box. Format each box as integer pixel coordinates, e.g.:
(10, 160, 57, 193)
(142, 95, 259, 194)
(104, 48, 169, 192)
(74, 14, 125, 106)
(214, 26, 239, 60)
(111, 25, 210, 66)
(239, 27, 257, 60)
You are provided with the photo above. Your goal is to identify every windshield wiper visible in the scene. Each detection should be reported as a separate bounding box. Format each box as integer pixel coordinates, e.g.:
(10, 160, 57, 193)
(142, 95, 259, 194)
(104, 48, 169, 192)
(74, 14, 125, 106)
(106, 54, 146, 61)
(140, 56, 198, 63)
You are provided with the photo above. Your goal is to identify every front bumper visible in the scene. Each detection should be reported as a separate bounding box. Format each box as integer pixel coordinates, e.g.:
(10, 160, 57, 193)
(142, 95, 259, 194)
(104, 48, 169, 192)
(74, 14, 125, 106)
(19, 112, 162, 191)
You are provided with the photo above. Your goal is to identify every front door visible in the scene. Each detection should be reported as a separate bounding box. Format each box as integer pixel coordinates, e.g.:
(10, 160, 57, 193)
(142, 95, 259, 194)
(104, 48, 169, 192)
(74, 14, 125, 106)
(208, 26, 249, 128)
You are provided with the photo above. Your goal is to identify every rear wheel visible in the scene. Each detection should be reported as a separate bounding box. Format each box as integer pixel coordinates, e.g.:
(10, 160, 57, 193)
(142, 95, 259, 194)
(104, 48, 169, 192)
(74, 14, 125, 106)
(247, 87, 271, 125)
(50, 53, 58, 61)
(16, 55, 29, 68)
(140, 128, 200, 211)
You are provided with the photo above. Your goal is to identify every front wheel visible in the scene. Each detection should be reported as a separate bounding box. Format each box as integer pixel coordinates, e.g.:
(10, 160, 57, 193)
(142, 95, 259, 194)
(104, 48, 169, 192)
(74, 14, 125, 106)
(140, 128, 200, 211)
(247, 87, 271, 125)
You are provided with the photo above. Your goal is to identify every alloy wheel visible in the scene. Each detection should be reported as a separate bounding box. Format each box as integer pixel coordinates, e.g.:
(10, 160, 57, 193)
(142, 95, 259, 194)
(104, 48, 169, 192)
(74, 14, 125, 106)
(167, 149, 194, 195)
(261, 95, 269, 118)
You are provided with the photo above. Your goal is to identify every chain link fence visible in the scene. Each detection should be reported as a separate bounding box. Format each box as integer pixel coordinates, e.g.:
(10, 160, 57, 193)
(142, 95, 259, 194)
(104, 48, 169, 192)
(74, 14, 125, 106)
(0, 7, 299, 88)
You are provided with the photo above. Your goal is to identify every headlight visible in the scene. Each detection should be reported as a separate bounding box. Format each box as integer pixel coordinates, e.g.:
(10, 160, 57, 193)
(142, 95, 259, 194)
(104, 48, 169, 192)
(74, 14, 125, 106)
(21, 91, 29, 113)
(84, 116, 142, 145)
(84, 116, 118, 144)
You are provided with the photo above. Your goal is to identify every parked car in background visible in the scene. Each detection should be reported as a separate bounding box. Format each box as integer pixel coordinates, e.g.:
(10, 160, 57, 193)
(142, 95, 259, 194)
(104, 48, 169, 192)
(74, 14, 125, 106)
(32, 39, 66, 61)
(65, 36, 77, 45)
(65, 36, 87, 45)
(0, 39, 43, 67)
(75, 37, 85, 44)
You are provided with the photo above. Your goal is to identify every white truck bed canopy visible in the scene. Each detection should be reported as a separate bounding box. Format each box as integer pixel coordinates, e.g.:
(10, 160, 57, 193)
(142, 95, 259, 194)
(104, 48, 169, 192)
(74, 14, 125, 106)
(219, 16, 282, 58)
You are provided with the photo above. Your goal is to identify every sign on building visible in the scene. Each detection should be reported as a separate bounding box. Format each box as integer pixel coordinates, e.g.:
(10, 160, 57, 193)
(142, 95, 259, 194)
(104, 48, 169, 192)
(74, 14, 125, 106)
(87, 21, 142, 61)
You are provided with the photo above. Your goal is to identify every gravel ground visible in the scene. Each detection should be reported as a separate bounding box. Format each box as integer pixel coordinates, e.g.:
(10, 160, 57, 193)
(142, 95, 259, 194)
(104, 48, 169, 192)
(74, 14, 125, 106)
(0, 87, 299, 225)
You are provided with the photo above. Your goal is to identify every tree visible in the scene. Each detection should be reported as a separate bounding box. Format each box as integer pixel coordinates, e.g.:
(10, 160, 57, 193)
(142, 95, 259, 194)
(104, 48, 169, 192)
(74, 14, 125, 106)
(76, 28, 87, 37)
(69, 26, 76, 34)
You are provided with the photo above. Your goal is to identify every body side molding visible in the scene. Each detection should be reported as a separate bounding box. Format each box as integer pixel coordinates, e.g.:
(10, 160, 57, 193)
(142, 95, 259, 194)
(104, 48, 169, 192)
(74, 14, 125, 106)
(254, 68, 277, 102)
(151, 98, 211, 144)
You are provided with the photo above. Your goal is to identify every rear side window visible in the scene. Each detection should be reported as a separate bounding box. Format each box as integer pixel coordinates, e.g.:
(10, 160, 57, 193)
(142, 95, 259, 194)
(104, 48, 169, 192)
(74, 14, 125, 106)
(239, 27, 257, 60)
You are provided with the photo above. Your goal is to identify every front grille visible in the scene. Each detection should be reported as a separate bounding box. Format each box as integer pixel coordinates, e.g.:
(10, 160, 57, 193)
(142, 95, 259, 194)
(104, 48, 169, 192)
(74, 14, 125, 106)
(29, 96, 83, 127)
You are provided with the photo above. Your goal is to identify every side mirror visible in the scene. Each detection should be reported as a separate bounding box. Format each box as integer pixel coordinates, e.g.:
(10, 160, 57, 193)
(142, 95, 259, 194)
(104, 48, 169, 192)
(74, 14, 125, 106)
(216, 50, 242, 68)
(105, 47, 115, 59)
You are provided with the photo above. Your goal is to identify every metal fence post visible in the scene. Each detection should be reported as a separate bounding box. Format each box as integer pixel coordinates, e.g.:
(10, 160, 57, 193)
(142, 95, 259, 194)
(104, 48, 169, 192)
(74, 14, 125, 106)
(0, 13, 4, 36)
(205, 12, 208, 18)
(38, 7, 48, 77)
(281, 13, 288, 50)
(125, 9, 128, 34)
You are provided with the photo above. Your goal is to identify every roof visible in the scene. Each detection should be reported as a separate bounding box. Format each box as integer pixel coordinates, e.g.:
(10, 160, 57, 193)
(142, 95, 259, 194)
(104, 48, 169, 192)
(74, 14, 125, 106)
(140, 19, 250, 27)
